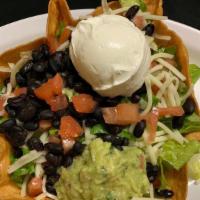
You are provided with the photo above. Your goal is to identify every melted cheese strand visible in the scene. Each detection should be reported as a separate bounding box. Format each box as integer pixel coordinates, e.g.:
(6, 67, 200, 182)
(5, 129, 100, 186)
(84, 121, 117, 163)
(156, 58, 186, 81)
(151, 53, 174, 61)
(150, 64, 163, 73)
(141, 77, 152, 115)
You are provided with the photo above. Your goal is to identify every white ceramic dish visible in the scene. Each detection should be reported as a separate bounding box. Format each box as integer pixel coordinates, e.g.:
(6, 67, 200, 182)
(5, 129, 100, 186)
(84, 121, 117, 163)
(0, 9, 200, 200)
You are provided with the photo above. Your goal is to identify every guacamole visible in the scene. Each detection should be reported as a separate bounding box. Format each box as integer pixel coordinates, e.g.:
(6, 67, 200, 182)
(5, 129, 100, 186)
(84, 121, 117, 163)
(119, 0, 147, 11)
(56, 139, 149, 200)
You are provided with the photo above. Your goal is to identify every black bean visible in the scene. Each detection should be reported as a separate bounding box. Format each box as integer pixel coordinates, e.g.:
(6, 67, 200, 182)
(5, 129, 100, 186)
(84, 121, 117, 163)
(155, 189, 174, 198)
(100, 96, 121, 107)
(45, 143, 63, 155)
(85, 118, 98, 127)
(27, 137, 44, 151)
(27, 79, 42, 90)
(46, 183, 57, 195)
(135, 84, 146, 95)
(183, 98, 195, 115)
(47, 174, 60, 185)
(125, 5, 140, 20)
(143, 24, 155, 36)
(172, 116, 185, 129)
(0, 118, 16, 132)
(105, 124, 124, 135)
(49, 51, 66, 72)
(62, 155, 73, 168)
(16, 72, 27, 87)
(55, 109, 67, 119)
(7, 125, 27, 147)
(13, 147, 23, 158)
(131, 93, 141, 103)
(52, 120, 60, 129)
(39, 110, 54, 120)
(20, 61, 34, 75)
(23, 121, 39, 131)
(74, 81, 92, 93)
(112, 136, 125, 146)
(33, 61, 48, 73)
(17, 102, 37, 122)
(93, 107, 103, 121)
(146, 162, 159, 183)
(115, 145, 123, 151)
(5, 104, 16, 117)
(7, 94, 27, 108)
(3, 78, 10, 86)
(72, 141, 85, 156)
(101, 134, 114, 143)
(43, 164, 57, 176)
(65, 74, 76, 88)
(133, 120, 146, 138)
(46, 153, 62, 167)
(32, 44, 49, 62)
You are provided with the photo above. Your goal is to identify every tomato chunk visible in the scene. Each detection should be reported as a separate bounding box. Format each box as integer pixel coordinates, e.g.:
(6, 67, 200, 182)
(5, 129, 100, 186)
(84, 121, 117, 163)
(59, 116, 83, 139)
(72, 94, 97, 113)
(146, 108, 159, 144)
(14, 87, 27, 96)
(0, 96, 6, 112)
(47, 94, 68, 112)
(27, 177, 42, 197)
(157, 106, 184, 117)
(102, 103, 140, 125)
(34, 73, 63, 101)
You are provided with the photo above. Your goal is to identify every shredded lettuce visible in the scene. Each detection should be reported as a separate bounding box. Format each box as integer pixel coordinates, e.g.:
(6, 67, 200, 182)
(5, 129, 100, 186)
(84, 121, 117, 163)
(139, 95, 159, 109)
(90, 124, 108, 135)
(188, 153, 200, 181)
(156, 46, 177, 55)
(49, 128, 58, 136)
(159, 140, 200, 170)
(189, 64, 200, 84)
(118, 128, 134, 140)
(119, 0, 147, 11)
(180, 113, 200, 134)
(120, 97, 131, 103)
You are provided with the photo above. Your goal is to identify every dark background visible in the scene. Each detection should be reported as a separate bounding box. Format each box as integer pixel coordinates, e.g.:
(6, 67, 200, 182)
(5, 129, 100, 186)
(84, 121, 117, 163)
(0, 0, 200, 29)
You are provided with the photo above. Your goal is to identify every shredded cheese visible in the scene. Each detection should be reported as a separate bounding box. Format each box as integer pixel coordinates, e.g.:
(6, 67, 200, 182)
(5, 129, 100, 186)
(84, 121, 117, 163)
(101, 0, 111, 14)
(35, 193, 46, 200)
(149, 74, 163, 88)
(21, 175, 30, 197)
(157, 122, 187, 144)
(146, 145, 157, 165)
(0, 66, 11, 73)
(35, 163, 44, 178)
(150, 184, 154, 199)
(167, 85, 177, 106)
(150, 64, 163, 73)
(56, 40, 70, 51)
(42, 176, 58, 200)
(138, 12, 168, 20)
(180, 86, 193, 102)
(154, 33, 171, 41)
(151, 53, 174, 61)
(40, 132, 48, 144)
(8, 150, 45, 174)
(156, 58, 186, 81)
(111, 6, 130, 15)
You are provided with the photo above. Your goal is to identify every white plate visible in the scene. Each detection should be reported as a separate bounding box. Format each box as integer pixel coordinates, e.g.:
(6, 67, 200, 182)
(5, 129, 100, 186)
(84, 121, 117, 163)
(0, 9, 200, 200)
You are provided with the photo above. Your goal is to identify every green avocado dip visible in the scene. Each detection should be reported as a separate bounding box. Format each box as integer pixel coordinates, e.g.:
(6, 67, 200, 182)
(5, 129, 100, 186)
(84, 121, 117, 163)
(55, 138, 149, 200)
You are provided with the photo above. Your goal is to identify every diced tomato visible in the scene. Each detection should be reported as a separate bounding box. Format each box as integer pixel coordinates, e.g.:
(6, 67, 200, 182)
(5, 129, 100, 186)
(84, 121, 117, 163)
(47, 94, 68, 112)
(146, 108, 159, 144)
(72, 94, 97, 113)
(157, 106, 184, 117)
(152, 85, 159, 94)
(150, 61, 158, 68)
(34, 81, 53, 100)
(59, 116, 83, 140)
(27, 177, 42, 197)
(34, 73, 63, 101)
(133, 16, 145, 29)
(39, 120, 52, 130)
(14, 87, 27, 96)
(102, 103, 140, 125)
(50, 73, 63, 96)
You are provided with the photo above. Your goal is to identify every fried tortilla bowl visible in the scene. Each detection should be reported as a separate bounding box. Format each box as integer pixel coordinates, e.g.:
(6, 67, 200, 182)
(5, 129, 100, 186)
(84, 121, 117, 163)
(0, 0, 200, 199)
